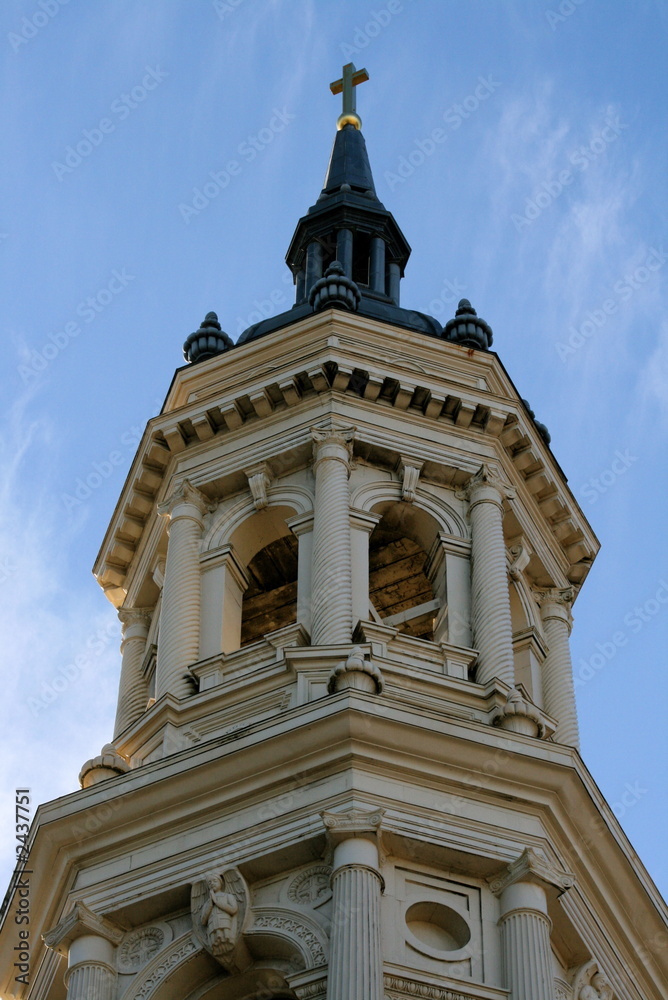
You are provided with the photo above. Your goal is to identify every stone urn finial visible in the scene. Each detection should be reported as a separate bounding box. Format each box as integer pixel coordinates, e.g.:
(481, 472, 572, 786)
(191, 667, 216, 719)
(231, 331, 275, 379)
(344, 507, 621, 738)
(494, 688, 545, 739)
(328, 646, 384, 694)
(183, 311, 234, 363)
(79, 744, 130, 788)
(309, 261, 361, 312)
(443, 298, 493, 350)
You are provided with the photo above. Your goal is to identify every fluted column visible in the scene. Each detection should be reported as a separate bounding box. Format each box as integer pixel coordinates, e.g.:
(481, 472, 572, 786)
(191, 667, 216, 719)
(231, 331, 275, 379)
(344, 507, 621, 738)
(464, 467, 515, 686)
(113, 608, 151, 737)
(499, 882, 553, 1000)
(489, 848, 574, 1000)
(156, 480, 210, 700)
(65, 934, 116, 1000)
(323, 810, 384, 1000)
(538, 588, 579, 748)
(310, 427, 354, 645)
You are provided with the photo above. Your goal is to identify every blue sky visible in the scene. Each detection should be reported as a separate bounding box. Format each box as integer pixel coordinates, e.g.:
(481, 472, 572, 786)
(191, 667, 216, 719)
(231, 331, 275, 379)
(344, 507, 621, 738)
(1, 0, 666, 903)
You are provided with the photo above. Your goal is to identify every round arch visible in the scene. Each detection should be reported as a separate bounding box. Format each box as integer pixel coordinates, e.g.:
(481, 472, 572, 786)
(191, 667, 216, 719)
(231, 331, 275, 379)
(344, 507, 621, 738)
(203, 486, 314, 556)
(350, 480, 468, 540)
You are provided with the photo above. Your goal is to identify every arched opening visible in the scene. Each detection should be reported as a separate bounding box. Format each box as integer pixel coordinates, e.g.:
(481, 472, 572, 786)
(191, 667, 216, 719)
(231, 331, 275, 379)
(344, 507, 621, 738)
(241, 533, 299, 646)
(368, 502, 441, 641)
(200, 505, 301, 656)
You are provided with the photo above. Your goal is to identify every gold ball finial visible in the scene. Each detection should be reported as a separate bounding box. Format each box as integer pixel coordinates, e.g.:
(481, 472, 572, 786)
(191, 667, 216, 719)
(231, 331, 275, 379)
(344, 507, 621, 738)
(337, 111, 362, 131)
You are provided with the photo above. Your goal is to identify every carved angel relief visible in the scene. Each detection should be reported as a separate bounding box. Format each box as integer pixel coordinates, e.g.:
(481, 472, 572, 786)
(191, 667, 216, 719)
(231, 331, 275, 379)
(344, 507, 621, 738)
(572, 961, 614, 1000)
(191, 868, 252, 972)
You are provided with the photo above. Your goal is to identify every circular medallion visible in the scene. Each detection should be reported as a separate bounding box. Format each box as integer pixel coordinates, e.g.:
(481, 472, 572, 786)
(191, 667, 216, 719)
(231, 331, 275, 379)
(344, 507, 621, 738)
(287, 866, 332, 906)
(118, 927, 165, 971)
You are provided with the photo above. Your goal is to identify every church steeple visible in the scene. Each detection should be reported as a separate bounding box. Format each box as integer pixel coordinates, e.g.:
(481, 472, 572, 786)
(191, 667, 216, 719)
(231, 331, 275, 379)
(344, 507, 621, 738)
(285, 64, 412, 315)
(238, 65, 441, 346)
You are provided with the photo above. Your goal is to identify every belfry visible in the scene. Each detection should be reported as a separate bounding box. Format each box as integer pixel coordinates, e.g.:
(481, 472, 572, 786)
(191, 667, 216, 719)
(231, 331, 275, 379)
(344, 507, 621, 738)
(1, 65, 666, 1000)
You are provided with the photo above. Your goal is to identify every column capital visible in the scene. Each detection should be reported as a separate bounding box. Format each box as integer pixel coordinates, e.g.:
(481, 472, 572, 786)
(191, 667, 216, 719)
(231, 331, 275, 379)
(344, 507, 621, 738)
(321, 806, 384, 848)
(311, 424, 355, 469)
(535, 586, 575, 630)
(43, 901, 123, 957)
(157, 479, 212, 521)
(458, 465, 515, 509)
(488, 847, 574, 898)
(118, 607, 152, 634)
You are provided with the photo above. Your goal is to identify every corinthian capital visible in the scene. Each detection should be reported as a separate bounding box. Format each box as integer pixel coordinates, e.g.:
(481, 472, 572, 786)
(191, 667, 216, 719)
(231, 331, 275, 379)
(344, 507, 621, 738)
(536, 586, 575, 609)
(458, 465, 515, 508)
(311, 424, 355, 468)
(118, 607, 153, 632)
(157, 479, 212, 519)
(535, 587, 575, 630)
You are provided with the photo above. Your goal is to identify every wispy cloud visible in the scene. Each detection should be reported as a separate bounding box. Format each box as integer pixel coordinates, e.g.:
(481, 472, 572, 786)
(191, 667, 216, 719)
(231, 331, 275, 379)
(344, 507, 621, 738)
(0, 392, 118, 893)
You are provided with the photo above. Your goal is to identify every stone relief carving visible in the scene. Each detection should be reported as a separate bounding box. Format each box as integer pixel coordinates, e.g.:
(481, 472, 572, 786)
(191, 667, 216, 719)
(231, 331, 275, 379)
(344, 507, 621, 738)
(383, 975, 481, 1000)
(245, 462, 271, 510)
(572, 961, 615, 1000)
(117, 925, 167, 972)
(253, 912, 326, 966)
(293, 978, 327, 999)
(554, 978, 573, 1000)
(131, 936, 198, 1000)
(191, 867, 252, 973)
(287, 865, 333, 906)
(397, 456, 423, 503)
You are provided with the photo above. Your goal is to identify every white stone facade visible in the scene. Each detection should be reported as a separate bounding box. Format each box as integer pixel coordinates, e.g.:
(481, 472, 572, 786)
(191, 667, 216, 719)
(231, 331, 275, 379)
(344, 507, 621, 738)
(0, 269, 665, 997)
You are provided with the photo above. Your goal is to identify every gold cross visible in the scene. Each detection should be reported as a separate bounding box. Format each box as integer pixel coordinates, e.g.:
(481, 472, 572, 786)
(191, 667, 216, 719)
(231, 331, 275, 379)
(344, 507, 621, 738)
(330, 63, 369, 127)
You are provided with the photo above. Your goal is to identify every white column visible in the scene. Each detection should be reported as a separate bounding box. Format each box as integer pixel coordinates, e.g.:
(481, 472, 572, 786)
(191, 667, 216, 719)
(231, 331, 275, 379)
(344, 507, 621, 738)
(499, 881, 553, 1000)
(287, 513, 315, 637)
(350, 509, 381, 627)
(324, 815, 384, 1000)
(156, 481, 209, 700)
(426, 534, 472, 647)
(113, 608, 151, 738)
(464, 468, 515, 686)
(65, 932, 116, 1000)
(538, 588, 579, 748)
(310, 428, 354, 646)
(199, 546, 249, 657)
